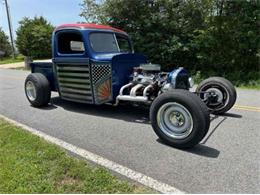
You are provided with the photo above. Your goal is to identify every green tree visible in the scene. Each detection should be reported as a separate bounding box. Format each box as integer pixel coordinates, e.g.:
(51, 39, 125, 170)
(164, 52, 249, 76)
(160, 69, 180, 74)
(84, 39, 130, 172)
(0, 27, 12, 57)
(80, 0, 259, 85)
(16, 16, 54, 59)
(80, 0, 211, 71)
(79, 0, 105, 23)
(193, 0, 260, 84)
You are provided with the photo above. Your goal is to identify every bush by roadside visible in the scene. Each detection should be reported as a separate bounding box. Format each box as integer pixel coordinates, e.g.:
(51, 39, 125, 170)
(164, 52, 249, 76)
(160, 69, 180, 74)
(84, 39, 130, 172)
(0, 27, 12, 58)
(16, 16, 54, 60)
(192, 70, 260, 90)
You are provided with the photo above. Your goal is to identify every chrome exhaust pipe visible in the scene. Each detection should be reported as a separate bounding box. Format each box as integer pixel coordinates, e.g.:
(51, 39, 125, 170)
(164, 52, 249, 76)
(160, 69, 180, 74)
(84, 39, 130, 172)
(130, 84, 143, 96)
(117, 95, 148, 102)
(114, 83, 152, 106)
(119, 83, 133, 95)
(143, 84, 153, 97)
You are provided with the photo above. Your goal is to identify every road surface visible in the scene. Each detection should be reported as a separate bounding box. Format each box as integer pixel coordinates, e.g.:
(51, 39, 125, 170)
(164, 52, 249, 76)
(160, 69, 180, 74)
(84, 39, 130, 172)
(0, 69, 259, 193)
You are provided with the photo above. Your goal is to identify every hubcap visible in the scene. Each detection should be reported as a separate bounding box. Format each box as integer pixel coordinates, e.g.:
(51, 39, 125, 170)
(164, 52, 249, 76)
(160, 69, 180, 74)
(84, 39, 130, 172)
(205, 88, 223, 104)
(201, 85, 229, 111)
(169, 112, 185, 127)
(157, 102, 193, 139)
(26, 81, 36, 101)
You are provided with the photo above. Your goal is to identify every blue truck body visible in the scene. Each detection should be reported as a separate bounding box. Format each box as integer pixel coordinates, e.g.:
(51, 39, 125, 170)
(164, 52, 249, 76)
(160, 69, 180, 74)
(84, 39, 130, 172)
(31, 24, 148, 104)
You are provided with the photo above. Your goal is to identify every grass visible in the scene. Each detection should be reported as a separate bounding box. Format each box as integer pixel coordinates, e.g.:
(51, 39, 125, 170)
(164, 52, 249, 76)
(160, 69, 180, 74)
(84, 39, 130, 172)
(191, 71, 260, 90)
(0, 55, 24, 65)
(0, 119, 151, 193)
(235, 78, 260, 90)
(238, 84, 260, 90)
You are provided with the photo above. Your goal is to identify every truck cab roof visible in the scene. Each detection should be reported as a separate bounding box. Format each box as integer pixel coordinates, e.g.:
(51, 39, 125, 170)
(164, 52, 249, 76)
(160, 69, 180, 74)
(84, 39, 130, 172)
(55, 23, 127, 35)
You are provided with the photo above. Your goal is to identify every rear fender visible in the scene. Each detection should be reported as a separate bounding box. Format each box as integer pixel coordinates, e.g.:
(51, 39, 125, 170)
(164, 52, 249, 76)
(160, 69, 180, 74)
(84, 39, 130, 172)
(30, 62, 57, 91)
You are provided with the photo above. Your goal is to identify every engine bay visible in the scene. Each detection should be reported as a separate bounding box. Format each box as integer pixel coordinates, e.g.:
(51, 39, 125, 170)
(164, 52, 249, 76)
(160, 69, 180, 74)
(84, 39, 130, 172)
(115, 63, 191, 104)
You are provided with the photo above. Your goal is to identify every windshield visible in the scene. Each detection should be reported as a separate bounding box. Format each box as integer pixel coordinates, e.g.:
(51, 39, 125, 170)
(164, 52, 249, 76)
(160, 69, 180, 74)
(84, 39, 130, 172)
(89, 32, 132, 53)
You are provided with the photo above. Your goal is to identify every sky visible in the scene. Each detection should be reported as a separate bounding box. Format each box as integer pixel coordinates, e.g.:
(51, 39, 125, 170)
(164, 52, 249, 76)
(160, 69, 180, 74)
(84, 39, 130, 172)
(0, 0, 83, 39)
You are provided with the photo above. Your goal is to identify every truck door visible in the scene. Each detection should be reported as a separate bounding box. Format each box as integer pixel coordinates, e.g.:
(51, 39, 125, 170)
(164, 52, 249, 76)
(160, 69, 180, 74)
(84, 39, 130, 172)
(53, 30, 94, 104)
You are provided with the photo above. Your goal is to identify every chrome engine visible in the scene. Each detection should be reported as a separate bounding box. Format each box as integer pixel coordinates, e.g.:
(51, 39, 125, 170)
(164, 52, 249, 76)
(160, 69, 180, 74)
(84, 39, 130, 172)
(116, 63, 193, 104)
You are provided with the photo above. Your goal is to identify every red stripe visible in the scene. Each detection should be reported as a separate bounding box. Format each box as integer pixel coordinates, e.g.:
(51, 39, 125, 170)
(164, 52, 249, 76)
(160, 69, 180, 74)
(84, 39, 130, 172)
(55, 23, 126, 34)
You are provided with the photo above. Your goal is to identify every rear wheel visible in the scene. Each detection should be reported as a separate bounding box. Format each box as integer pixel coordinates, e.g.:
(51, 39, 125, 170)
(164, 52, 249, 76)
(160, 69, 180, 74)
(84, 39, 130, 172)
(196, 77, 237, 114)
(25, 73, 51, 107)
(150, 90, 210, 149)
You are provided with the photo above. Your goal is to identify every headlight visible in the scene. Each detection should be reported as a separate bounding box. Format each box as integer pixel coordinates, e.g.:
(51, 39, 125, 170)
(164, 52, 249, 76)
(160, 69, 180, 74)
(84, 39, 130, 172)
(188, 77, 194, 88)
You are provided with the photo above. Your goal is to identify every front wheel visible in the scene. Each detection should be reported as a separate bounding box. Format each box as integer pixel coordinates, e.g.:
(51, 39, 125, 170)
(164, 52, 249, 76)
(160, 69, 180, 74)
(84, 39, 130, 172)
(196, 77, 237, 114)
(150, 90, 210, 149)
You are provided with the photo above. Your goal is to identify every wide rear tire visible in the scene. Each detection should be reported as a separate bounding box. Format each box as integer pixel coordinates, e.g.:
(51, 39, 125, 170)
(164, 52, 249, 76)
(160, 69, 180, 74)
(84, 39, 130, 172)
(25, 73, 51, 107)
(150, 90, 210, 149)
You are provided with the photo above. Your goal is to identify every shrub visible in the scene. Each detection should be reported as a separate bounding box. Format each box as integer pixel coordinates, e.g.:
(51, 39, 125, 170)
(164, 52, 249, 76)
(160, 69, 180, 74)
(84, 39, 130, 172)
(16, 16, 54, 59)
(0, 27, 12, 58)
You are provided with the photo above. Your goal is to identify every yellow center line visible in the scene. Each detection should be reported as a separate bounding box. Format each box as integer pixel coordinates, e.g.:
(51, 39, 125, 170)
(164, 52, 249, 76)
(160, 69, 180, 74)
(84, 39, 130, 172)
(234, 105, 260, 112)
(234, 105, 260, 109)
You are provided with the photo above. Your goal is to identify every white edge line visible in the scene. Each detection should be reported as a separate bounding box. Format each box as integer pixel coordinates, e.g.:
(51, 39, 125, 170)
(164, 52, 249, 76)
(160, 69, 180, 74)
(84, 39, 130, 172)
(0, 114, 184, 194)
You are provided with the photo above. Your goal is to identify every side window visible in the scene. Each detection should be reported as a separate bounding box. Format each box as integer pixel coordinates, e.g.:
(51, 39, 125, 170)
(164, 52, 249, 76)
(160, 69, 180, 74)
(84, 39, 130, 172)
(116, 35, 132, 53)
(57, 31, 85, 54)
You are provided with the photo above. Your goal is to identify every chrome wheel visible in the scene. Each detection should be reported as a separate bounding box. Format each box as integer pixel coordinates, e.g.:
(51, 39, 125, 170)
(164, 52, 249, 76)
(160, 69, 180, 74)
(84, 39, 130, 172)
(156, 102, 193, 139)
(25, 81, 37, 101)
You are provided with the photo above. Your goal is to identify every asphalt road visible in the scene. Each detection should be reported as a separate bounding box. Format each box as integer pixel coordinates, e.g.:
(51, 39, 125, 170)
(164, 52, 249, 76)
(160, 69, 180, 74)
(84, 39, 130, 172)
(0, 69, 259, 193)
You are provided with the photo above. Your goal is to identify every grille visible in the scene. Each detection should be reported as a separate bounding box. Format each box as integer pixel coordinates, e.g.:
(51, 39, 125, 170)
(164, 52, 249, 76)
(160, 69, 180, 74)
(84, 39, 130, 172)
(56, 64, 93, 103)
(92, 63, 112, 104)
(92, 64, 111, 84)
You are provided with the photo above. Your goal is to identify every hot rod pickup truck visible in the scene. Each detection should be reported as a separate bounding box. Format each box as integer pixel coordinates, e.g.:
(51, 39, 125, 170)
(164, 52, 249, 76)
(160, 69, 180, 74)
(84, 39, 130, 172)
(24, 23, 237, 148)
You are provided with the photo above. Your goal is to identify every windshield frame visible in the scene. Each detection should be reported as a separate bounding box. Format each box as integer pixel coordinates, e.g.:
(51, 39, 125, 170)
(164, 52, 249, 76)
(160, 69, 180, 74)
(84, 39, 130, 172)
(89, 31, 133, 54)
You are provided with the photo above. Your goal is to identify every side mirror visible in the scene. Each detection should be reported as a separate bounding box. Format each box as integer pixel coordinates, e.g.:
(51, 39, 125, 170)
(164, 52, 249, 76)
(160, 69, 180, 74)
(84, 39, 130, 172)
(70, 41, 85, 52)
